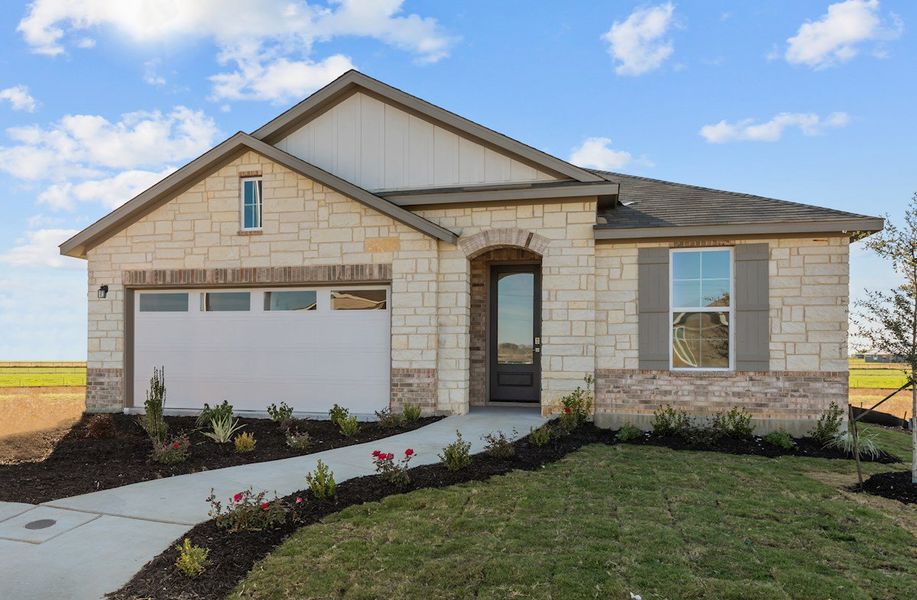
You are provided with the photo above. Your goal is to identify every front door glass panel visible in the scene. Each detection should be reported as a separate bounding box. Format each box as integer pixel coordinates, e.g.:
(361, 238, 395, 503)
(496, 272, 534, 365)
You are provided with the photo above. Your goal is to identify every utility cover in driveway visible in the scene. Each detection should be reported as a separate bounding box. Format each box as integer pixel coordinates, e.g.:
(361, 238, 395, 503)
(133, 287, 390, 414)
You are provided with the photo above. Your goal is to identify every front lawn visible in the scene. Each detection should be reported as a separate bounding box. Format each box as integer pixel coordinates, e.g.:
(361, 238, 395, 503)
(237, 426, 915, 600)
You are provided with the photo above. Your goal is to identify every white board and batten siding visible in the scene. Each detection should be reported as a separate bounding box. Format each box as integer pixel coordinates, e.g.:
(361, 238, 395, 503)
(275, 92, 559, 191)
(133, 287, 390, 416)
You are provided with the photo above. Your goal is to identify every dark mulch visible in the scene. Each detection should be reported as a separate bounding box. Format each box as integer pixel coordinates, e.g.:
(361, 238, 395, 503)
(855, 470, 916, 504)
(0, 413, 441, 504)
(626, 432, 901, 463)
(109, 425, 612, 600)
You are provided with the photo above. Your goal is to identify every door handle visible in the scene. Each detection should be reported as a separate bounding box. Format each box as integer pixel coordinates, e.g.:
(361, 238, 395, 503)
(534, 337, 541, 353)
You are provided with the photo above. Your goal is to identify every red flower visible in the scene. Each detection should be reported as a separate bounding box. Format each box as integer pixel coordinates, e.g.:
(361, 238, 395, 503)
(563, 406, 572, 414)
(405, 448, 414, 456)
(260, 502, 270, 510)
(386, 452, 395, 460)
(295, 497, 303, 504)
(171, 441, 181, 449)
(233, 492, 244, 503)
(371, 450, 381, 457)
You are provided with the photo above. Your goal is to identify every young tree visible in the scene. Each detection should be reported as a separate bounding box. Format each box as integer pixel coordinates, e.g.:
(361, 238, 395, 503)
(854, 193, 917, 484)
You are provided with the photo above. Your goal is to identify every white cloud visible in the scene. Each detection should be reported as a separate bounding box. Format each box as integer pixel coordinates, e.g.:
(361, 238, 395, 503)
(569, 137, 634, 170)
(0, 228, 82, 269)
(0, 106, 219, 180)
(143, 59, 166, 86)
(17, 0, 455, 102)
(38, 167, 175, 210)
(700, 111, 850, 143)
(785, 0, 903, 69)
(0, 85, 38, 112)
(602, 3, 676, 76)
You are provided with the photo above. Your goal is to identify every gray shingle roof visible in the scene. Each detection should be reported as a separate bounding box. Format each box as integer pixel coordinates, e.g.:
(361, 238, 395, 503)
(591, 170, 880, 233)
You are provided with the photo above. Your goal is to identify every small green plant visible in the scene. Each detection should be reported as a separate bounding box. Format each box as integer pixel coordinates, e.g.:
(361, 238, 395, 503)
(829, 430, 883, 459)
(234, 431, 256, 453)
(203, 414, 245, 444)
(286, 430, 312, 451)
(372, 448, 415, 486)
(206, 488, 288, 532)
(375, 407, 404, 429)
(174, 538, 209, 578)
(338, 414, 360, 437)
(439, 430, 471, 471)
(138, 366, 168, 444)
(558, 374, 594, 432)
(482, 429, 516, 458)
(151, 433, 191, 464)
(85, 414, 114, 439)
(196, 400, 233, 427)
(306, 459, 336, 500)
(712, 406, 755, 439)
(402, 403, 422, 423)
(267, 402, 294, 424)
(764, 429, 796, 450)
(812, 401, 844, 445)
(528, 424, 554, 447)
(652, 405, 692, 437)
(328, 404, 349, 426)
(615, 423, 643, 443)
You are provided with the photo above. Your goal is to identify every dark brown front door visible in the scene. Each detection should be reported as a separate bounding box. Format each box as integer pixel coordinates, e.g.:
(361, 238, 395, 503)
(489, 265, 541, 403)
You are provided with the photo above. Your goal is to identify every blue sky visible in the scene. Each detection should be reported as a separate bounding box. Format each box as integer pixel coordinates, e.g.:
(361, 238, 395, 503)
(0, 0, 913, 359)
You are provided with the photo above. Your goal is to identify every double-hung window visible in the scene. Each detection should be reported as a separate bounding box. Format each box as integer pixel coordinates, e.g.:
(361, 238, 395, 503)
(670, 248, 733, 370)
(241, 177, 263, 230)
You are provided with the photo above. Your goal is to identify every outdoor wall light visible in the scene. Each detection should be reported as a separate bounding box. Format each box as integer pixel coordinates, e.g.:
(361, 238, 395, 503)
(97, 285, 109, 299)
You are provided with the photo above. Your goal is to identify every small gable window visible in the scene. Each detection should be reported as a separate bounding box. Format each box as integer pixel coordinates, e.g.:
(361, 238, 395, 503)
(241, 177, 263, 230)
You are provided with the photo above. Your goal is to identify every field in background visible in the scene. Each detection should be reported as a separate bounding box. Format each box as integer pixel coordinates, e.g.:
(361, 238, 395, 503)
(0, 362, 86, 387)
(848, 358, 911, 420)
(0, 363, 86, 444)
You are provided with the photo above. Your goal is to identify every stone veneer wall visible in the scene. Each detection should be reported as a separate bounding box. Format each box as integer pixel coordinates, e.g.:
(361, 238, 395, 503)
(390, 368, 438, 413)
(86, 367, 123, 412)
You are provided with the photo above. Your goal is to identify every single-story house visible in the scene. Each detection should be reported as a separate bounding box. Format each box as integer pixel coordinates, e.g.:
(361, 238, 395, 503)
(61, 70, 883, 433)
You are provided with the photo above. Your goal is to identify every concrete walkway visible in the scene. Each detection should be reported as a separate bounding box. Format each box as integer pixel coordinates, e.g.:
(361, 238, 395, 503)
(0, 408, 543, 600)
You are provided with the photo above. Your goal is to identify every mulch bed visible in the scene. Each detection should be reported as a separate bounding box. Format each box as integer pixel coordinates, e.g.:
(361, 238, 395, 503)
(855, 470, 916, 504)
(0, 413, 440, 504)
(109, 425, 612, 600)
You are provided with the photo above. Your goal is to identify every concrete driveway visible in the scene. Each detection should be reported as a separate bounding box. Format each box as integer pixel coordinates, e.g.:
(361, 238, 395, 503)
(0, 408, 544, 600)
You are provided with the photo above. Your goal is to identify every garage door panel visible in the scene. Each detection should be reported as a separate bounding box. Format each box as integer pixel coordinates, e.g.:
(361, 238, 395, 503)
(134, 288, 390, 415)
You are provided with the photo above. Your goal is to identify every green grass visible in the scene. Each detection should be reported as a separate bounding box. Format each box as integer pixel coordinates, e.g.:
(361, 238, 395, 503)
(0, 365, 86, 388)
(849, 368, 909, 389)
(236, 428, 914, 600)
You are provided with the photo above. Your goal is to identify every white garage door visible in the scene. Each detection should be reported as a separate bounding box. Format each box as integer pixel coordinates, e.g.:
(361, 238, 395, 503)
(133, 287, 390, 415)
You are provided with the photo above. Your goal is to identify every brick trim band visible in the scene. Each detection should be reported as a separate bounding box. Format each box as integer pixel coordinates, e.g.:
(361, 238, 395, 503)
(122, 264, 392, 288)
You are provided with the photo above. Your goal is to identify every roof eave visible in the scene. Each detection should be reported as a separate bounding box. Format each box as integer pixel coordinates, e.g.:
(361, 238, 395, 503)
(380, 181, 619, 206)
(593, 218, 885, 241)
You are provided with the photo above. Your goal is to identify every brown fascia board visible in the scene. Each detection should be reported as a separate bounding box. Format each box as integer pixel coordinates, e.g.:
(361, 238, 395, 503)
(249, 70, 603, 184)
(593, 217, 885, 241)
(379, 181, 619, 206)
(60, 132, 458, 258)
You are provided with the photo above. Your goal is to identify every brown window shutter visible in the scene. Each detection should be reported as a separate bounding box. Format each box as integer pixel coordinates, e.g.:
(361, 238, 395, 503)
(638, 247, 670, 369)
(734, 243, 770, 371)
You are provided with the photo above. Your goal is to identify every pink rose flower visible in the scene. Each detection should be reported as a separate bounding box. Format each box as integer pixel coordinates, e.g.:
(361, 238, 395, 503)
(233, 492, 244, 502)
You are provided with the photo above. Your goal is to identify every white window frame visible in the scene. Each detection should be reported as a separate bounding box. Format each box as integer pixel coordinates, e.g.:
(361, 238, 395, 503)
(240, 177, 263, 231)
(668, 247, 735, 372)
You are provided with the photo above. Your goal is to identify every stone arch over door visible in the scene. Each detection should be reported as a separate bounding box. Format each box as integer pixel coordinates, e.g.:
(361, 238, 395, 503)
(459, 228, 550, 259)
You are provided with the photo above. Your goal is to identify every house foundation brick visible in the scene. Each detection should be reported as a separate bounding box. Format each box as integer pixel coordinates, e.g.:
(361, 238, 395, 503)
(86, 367, 124, 412)
(390, 368, 438, 414)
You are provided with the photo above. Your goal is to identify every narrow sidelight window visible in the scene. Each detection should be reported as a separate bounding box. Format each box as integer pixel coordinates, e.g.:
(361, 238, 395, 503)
(241, 177, 263, 230)
(670, 248, 733, 370)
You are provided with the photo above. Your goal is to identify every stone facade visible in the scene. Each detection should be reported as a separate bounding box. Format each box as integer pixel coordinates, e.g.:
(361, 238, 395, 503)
(86, 367, 123, 412)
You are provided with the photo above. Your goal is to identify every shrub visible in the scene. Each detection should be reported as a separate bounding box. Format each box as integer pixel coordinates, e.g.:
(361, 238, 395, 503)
(712, 406, 755, 439)
(651, 405, 692, 437)
(206, 488, 288, 532)
(482, 430, 516, 458)
(85, 414, 114, 439)
(372, 448, 415, 485)
(328, 404, 349, 426)
(680, 424, 722, 446)
(615, 423, 642, 443)
(558, 374, 594, 431)
(285, 430, 312, 451)
(137, 366, 168, 444)
(764, 429, 796, 450)
(196, 400, 233, 427)
(203, 415, 245, 444)
(812, 401, 844, 445)
(829, 430, 883, 459)
(439, 431, 471, 471)
(338, 414, 360, 437)
(174, 538, 209, 578)
(402, 403, 422, 423)
(266, 402, 294, 424)
(305, 459, 336, 500)
(234, 432, 256, 453)
(531, 424, 554, 446)
(375, 407, 404, 429)
(151, 434, 191, 464)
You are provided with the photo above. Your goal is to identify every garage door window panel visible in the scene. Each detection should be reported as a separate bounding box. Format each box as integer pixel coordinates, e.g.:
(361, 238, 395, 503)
(264, 291, 317, 311)
(202, 292, 251, 312)
(139, 293, 189, 312)
(331, 290, 387, 310)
